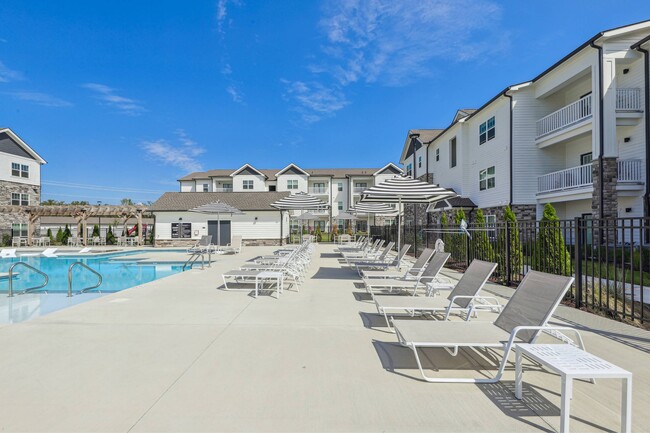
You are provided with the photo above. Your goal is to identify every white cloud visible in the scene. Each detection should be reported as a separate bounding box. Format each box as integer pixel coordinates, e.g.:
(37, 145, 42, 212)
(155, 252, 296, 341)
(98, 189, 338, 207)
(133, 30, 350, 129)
(0, 61, 24, 82)
(217, 0, 242, 34)
(317, 0, 508, 86)
(282, 80, 349, 123)
(82, 82, 146, 115)
(142, 131, 205, 173)
(226, 85, 244, 104)
(6, 91, 72, 107)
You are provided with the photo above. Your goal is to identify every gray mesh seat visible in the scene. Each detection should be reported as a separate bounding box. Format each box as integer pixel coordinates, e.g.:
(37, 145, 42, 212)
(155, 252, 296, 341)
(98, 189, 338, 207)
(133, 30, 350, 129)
(374, 260, 498, 331)
(361, 248, 435, 279)
(392, 270, 578, 383)
(354, 244, 412, 273)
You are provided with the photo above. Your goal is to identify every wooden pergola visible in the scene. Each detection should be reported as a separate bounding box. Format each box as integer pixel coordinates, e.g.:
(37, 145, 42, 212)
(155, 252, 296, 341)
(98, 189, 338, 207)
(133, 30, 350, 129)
(0, 205, 150, 246)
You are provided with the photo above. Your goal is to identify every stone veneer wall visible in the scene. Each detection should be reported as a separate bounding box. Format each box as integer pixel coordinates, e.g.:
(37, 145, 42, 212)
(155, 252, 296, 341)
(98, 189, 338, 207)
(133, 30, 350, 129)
(591, 157, 618, 219)
(0, 180, 41, 237)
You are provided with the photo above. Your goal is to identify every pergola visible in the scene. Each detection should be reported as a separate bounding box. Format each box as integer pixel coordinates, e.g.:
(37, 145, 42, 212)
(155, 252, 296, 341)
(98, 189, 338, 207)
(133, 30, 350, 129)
(0, 205, 150, 246)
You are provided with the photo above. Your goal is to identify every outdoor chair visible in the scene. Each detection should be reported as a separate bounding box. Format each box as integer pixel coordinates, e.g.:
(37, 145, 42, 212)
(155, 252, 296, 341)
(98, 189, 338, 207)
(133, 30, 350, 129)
(221, 235, 243, 254)
(342, 239, 385, 260)
(361, 248, 435, 280)
(373, 260, 499, 331)
(354, 244, 411, 274)
(345, 241, 392, 266)
(392, 270, 581, 383)
(20, 247, 58, 258)
(0, 248, 17, 258)
(187, 235, 212, 254)
(363, 250, 448, 299)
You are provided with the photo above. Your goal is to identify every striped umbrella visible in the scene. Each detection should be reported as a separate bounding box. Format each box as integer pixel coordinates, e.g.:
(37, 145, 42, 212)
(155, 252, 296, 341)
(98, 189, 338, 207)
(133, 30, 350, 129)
(271, 192, 329, 243)
(360, 176, 456, 249)
(349, 202, 398, 236)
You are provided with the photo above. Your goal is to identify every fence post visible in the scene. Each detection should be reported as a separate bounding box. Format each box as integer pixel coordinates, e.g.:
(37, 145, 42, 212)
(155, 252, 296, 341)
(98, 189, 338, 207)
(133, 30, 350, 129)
(574, 216, 583, 309)
(505, 222, 511, 286)
(465, 231, 470, 267)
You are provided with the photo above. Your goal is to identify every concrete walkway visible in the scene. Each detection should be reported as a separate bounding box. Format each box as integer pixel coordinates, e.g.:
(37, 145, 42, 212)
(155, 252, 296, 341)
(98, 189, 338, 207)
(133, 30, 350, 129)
(0, 244, 648, 432)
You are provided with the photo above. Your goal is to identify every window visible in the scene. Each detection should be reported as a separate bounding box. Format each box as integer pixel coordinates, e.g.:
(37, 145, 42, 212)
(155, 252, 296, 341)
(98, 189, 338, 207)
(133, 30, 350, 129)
(287, 179, 298, 190)
(11, 163, 29, 178)
(479, 116, 496, 144)
(312, 182, 325, 193)
(171, 222, 192, 238)
(435, 148, 440, 162)
(337, 182, 343, 191)
(406, 163, 413, 177)
(449, 137, 457, 168)
(12, 223, 27, 237)
(418, 156, 422, 168)
(338, 201, 343, 211)
(269, 185, 277, 191)
(243, 180, 254, 190)
(580, 152, 593, 165)
(202, 184, 209, 192)
(355, 182, 367, 188)
(479, 166, 496, 190)
(11, 192, 29, 206)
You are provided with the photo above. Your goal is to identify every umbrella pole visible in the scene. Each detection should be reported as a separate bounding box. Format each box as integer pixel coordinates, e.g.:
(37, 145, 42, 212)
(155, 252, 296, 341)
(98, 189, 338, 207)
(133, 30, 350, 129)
(398, 196, 401, 251)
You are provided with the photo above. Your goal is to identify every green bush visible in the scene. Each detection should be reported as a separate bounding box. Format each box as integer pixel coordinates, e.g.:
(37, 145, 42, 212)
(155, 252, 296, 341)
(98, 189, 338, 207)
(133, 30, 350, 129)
(91, 224, 100, 237)
(534, 203, 572, 275)
(106, 226, 116, 245)
(497, 205, 523, 279)
(46, 228, 53, 244)
(1, 234, 11, 247)
(315, 225, 322, 242)
(449, 209, 466, 258)
(62, 224, 72, 245)
(440, 213, 451, 251)
(55, 227, 64, 244)
(470, 209, 495, 262)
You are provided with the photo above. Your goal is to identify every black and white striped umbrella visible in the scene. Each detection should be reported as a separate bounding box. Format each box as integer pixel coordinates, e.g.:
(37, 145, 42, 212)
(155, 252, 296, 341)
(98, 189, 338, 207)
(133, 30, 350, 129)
(271, 192, 329, 210)
(349, 202, 398, 215)
(360, 176, 456, 249)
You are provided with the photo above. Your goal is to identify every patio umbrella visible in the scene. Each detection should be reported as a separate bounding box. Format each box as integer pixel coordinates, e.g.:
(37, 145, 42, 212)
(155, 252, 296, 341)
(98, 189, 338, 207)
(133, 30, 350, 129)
(271, 192, 329, 243)
(189, 201, 244, 249)
(360, 176, 456, 250)
(334, 211, 358, 238)
(349, 203, 398, 237)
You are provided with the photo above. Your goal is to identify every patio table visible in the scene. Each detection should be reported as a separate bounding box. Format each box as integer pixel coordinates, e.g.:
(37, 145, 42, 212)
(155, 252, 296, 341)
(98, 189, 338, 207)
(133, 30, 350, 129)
(255, 271, 283, 299)
(515, 343, 632, 433)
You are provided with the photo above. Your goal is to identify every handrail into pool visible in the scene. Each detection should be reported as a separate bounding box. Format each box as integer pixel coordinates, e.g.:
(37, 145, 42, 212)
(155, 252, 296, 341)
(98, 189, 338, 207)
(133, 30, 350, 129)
(183, 252, 205, 271)
(7, 262, 49, 297)
(68, 262, 103, 297)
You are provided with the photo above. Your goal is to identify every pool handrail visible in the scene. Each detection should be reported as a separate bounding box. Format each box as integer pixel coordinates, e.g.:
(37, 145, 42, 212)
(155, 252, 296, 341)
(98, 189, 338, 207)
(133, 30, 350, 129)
(183, 251, 205, 271)
(7, 262, 49, 297)
(68, 262, 103, 297)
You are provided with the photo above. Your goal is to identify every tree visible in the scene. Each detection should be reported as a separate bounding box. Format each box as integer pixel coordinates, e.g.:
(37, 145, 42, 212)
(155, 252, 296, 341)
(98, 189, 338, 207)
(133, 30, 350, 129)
(470, 209, 494, 261)
(46, 228, 53, 243)
(534, 203, 572, 275)
(315, 225, 322, 242)
(497, 205, 523, 281)
(91, 224, 100, 237)
(41, 199, 65, 206)
(450, 209, 466, 256)
(120, 198, 134, 206)
(106, 226, 116, 245)
(62, 224, 72, 245)
(69, 200, 89, 205)
(55, 227, 64, 244)
(440, 212, 451, 251)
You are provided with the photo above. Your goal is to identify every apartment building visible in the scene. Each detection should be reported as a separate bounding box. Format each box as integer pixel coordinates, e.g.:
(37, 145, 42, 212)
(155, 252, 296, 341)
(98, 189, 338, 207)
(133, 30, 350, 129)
(402, 20, 650, 226)
(0, 127, 46, 237)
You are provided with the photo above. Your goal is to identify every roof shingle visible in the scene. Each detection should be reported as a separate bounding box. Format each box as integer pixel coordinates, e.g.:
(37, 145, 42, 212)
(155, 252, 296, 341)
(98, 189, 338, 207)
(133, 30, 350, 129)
(149, 192, 291, 212)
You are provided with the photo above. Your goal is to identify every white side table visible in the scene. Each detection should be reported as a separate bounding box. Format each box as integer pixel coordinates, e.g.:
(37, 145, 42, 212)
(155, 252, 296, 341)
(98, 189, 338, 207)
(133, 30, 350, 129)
(255, 271, 284, 299)
(515, 343, 632, 433)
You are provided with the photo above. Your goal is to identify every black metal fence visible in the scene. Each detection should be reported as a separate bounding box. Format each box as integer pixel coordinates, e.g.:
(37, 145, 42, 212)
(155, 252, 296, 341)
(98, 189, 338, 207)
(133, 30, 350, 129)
(371, 217, 650, 326)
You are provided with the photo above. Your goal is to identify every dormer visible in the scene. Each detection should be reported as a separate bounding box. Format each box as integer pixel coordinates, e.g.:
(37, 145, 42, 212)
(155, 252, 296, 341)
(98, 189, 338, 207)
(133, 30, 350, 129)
(231, 164, 267, 191)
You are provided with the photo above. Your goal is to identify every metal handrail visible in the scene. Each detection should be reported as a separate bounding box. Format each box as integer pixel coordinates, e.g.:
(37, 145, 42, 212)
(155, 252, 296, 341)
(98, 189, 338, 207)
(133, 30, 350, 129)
(182, 252, 205, 271)
(68, 262, 103, 297)
(7, 262, 49, 297)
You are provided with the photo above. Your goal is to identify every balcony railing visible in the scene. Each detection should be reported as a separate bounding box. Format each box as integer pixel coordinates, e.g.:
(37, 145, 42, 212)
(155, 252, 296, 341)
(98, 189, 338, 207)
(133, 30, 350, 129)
(309, 187, 328, 195)
(537, 159, 642, 193)
(353, 187, 367, 194)
(536, 95, 592, 138)
(616, 88, 642, 111)
(214, 187, 233, 192)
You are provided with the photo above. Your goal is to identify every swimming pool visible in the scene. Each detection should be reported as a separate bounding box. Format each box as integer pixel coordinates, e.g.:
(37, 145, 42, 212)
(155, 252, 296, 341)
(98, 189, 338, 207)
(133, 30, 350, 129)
(0, 251, 186, 323)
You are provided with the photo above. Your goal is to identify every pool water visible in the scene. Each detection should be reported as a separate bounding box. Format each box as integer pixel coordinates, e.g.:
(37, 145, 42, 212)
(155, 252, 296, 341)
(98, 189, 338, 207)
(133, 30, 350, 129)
(0, 251, 185, 323)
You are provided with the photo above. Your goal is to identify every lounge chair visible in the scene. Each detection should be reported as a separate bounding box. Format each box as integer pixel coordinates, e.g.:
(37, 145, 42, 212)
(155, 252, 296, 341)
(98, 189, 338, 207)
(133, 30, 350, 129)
(354, 244, 412, 275)
(187, 235, 212, 254)
(0, 248, 17, 258)
(373, 260, 499, 331)
(342, 239, 385, 259)
(20, 247, 59, 258)
(221, 235, 243, 254)
(392, 270, 580, 383)
(77, 247, 92, 254)
(363, 251, 449, 299)
(362, 248, 435, 280)
(346, 242, 393, 267)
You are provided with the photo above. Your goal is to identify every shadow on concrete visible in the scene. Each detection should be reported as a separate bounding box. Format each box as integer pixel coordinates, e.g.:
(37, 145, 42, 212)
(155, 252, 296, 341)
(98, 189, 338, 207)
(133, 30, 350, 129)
(312, 267, 359, 280)
(319, 253, 341, 258)
(353, 292, 373, 302)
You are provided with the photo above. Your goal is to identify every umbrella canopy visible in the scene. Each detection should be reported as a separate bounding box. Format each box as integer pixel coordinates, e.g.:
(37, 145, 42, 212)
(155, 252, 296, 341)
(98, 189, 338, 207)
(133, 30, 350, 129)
(335, 212, 358, 220)
(349, 203, 398, 215)
(189, 201, 244, 247)
(360, 176, 456, 249)
(294, 212, 322, 221)
(270, 192, 329, 210)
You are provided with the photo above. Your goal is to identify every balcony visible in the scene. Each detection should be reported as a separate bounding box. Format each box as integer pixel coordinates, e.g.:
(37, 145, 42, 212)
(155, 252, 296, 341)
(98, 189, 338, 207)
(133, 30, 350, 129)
(535, 89, 643, 141)
(309, 187, 329, 195)
(214, 187, 233, 192)
(537, 159, 642, 195)
(353, 187, 367, 194)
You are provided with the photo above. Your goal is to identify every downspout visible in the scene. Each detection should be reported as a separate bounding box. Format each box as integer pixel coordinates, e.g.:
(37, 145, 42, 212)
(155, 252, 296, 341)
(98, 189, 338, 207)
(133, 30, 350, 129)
(329, 176, 333, 239)
(591, 41, 605, 219)
(633, 43, 650, 220)
(503, 89, 514, 205)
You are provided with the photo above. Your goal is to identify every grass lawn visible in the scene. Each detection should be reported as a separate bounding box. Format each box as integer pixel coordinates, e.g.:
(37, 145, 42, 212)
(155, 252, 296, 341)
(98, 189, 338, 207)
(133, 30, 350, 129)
(581, 260, 650, 286)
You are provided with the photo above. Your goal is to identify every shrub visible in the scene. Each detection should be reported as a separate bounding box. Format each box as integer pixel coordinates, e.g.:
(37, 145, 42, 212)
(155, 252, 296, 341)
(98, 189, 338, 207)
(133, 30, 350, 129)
(46, 228, 53, 244)
(106, 226, 116, 245)
(534, 203, 572, 275)
(347, 222, 353, 236)
(62, 224, 72, 245)
(91, 224, 100, 237)
(1, 234, 11, 247)
(55, 227, 64, 244)
(470, 209, 495, 262)
(315, 225, 322, 242)
(497, 205, 523, 279)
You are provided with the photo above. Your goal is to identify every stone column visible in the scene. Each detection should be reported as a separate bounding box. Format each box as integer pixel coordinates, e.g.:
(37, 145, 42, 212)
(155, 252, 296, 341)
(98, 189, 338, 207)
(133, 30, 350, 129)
(592, 157, 618, 243)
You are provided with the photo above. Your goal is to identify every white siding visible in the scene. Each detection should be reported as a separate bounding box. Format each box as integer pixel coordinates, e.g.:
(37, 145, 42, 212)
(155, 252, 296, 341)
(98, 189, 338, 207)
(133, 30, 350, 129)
(154, 211, 210, 240)
(232, 174, 267, 192)
(179, 181, 195, 192)
(427, 123, 464, 194)
(231, 211, 282, 240)
(0, 153, 41, 186)
(277, 173, 309, 193)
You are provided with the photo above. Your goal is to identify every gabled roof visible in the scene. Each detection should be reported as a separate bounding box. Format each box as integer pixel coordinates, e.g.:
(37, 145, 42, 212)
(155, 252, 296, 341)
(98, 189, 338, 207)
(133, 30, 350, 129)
(231, 164, 267, 178)
(0, 127, 47, 164)
(178, 166, 397, 181)
(399, 129, 444, 164)
(372, 162, 402, 176)
(150, 192, 290, 212)
(275, 163, 310, 177)
(452, 109, 477, 123)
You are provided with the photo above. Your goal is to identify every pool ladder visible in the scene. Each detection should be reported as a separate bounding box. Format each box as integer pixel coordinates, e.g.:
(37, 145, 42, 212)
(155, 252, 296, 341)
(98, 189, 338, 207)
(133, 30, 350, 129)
(183, 252, 205, 271)
(68, 262, 102, 297)
(7, 262, 49, 297)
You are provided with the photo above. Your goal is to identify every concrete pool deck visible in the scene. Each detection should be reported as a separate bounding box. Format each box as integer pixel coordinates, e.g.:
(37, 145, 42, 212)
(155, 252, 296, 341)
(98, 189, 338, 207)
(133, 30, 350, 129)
(0, 244, 648, 432)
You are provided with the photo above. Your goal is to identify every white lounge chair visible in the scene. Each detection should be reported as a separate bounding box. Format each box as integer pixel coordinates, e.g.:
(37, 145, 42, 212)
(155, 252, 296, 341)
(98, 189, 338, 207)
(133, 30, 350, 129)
(0, 248, 17, 258)
(77, 247, 92, 254)
(354, 244, 412, 276)
(362, 248, 435, 279)
(221, 235, 243, 254)
(20, 247, 58, 258)
(374, 260, 499, 331)
(392, 271, 581, 383)
(187, 235, 212, 253)
(346, 242, 393, 267)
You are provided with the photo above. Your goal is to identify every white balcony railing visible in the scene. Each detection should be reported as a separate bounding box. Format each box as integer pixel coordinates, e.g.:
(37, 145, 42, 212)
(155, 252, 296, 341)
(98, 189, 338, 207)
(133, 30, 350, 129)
(353, 187, 367, 194)
(616, 88, 642, 111)
(536, 95, 592, 138)
(312, 208, 329, 214)
(537, 159, 642, 194)
(309, 187, 328, 195)
(214, 187, 233, 192)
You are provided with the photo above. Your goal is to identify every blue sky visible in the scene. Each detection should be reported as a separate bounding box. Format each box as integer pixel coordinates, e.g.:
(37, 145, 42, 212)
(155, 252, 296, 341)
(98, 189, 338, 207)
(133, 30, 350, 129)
(2, 1, 650, 204)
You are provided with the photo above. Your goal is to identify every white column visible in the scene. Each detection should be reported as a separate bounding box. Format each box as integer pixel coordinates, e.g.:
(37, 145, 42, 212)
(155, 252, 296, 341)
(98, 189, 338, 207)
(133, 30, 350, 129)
(602, 55, 618, 157)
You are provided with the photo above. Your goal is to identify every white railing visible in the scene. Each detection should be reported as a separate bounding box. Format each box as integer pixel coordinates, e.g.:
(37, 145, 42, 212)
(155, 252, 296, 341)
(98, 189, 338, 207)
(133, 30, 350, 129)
(309, 187, 328, 195)
(538, 164, 593, 193)
(353, 187, 367, 194)
(536, 95, 592, 138)
(616, 88, 642, 111)
(312, 208, 329, 214)
(538, 159, 642, 193)
(618, 159, 642, 182)
(214, 187, 233, 192)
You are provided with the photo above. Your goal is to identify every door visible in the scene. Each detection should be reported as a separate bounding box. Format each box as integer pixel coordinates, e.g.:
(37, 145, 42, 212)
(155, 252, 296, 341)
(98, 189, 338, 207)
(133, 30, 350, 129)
(208, 220, 232, 246)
